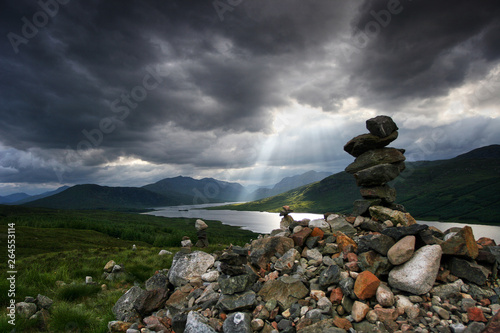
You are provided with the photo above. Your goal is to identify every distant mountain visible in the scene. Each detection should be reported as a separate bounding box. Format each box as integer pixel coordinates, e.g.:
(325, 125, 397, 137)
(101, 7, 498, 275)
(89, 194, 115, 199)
(11, 186, 70, 205)
(143, 176, 247, 203)
(0, 192, 31, 204)
(224, 145, 500, 224)
(249, 170, 332, 200)
(24, 184, 190, 211)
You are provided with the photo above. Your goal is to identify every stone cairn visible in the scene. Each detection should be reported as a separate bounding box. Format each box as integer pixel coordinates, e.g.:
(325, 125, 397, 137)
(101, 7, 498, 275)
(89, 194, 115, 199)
(107, 117, 500, 333)
(280, 205, 294, 230)
(195, 219, 210, 248)
(344, 115, 406, 217)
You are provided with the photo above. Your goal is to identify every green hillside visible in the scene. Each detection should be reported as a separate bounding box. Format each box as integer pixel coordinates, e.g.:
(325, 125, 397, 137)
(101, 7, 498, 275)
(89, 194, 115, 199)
(216, 145, 500, 225)
(24, 184, 191, 211)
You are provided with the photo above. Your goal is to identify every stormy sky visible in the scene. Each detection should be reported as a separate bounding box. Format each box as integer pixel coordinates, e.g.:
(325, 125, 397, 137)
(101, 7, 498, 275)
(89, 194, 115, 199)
(1, 0, 500, 195)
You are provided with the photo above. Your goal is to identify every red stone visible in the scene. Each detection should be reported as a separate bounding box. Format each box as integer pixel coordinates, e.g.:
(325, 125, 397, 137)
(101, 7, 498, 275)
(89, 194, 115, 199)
(347, 252, 358, 262)
(346, 216, 356, 224)
(345, 262, 360, 272)
(291, 227, 312, 247)
(333, 316, 353, 330)
(354, 271, 381, 300)
(311, 227, 325, 239)
(477, 237, 496, 247)
(468, 307, 488, 322)
(374, 308, 398, 321)
(336, 232, 358, 253)
(483, 309, 500, 333)
(330, 287, 343, 304)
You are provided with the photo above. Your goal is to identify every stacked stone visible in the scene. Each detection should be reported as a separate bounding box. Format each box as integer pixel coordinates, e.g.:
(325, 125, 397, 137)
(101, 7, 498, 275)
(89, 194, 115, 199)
(344, 115, 406, 216)
(195, 219, 209, 248)
(280, 205, 295, 230)
(217, 246, 258, 318)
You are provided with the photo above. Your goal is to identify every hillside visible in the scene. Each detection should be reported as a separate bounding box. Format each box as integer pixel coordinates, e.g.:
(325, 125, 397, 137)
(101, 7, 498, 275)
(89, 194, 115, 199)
(220, 145, 500, 224)
(0, 192, 30, 204)
(249, 170, 332, 200)
(9, 186, 70, 205)
(24, 184, 190, 211)
(143, 176, 247, 203)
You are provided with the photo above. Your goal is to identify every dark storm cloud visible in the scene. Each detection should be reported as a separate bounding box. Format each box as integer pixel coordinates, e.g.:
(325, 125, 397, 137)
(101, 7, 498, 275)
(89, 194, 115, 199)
(346, 0, 500, 107)
(1, 0, 499, 193)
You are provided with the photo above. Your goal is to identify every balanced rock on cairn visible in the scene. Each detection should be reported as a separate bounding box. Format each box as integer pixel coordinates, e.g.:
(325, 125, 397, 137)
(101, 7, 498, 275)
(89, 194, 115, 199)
(195, 219, 209, 248)
(344, 116, 406, 216)
(279, 205, 294, 230)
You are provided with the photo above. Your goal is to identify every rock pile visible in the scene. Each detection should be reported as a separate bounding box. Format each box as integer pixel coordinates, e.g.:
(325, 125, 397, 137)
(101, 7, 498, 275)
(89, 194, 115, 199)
(108, 212, 500, 333)
(14, 294, 53, 330)
(196, 219, 210, 248)
(344, 116, 406, 217)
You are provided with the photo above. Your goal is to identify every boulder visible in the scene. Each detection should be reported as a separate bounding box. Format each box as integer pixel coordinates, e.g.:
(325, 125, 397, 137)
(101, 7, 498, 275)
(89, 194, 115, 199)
(440, 226, 479, 259)
(112, 286, 145, 322)
(35, 294, 53, 310)
(365, 233, 395, 256)
(388, 245, 442, 295)
(354, 163, 404, 186)
(184, 311, 217, 333)
(357, 250, 393, 278)
(104, 260, 116, 272)
(217, 290, 256, 312)
(354, 271, 380, 300)
(345, 148, 405, 174)
(318, 264, 342, 288)
(448, 257, 490, 285)
(352, 199, 381, 216)
(223, 312, 252, 333)
(145, 273, 169, 291)
(258, 276, 309, 310)
(359, 184, 397, 203)
(274, 248, 300, 274)
(168, 251, 215, 287)
(327, 216, 357, 237)
(387, 235, 416, 265)
(308, 219, 331, 231)
(344, 131, 399, 157)
(16, 302, 37, 318)
(369, 206, 417, 227)
(133, 288, 169, 316)
(376, 283, 395, 307)
(249, 236, 295, 270)
(218, 274, 256, 295)
(291, 227, 313, 247)
(351, 301, 370, 322)
(366, 115, 399, 138)
(483, 309, 500, 333)
(381, 223, 428, 240)
(195, 219, 208, 231)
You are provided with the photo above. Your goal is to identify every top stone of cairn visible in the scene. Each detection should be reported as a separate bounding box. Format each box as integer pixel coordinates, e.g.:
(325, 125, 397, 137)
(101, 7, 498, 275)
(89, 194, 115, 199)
(366, 115, 398, 138)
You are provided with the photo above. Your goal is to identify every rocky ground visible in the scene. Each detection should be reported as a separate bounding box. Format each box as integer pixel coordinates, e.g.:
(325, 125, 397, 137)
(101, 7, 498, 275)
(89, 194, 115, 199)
(107, 208, 500, 333)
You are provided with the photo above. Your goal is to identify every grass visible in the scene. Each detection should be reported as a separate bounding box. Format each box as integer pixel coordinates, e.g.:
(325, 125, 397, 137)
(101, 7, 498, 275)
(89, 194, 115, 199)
(0, 206, 257, 332)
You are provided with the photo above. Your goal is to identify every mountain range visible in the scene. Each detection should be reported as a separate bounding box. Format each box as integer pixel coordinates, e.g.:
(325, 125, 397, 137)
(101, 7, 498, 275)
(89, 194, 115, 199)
(0, 186, 69, 205)
(6, 145, 500, 223)
(17, 171, 331, 211)
(226, 145, 500, 224)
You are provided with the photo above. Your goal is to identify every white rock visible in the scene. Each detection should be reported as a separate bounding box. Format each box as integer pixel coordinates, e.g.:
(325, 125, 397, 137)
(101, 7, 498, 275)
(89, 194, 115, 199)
(85, 276, 93, 284)
(308, 219, 330, 230)
(168, 251, 215, 287)
(159, 249, 172, 256)
(181, 239, 193, 247)
(201, 270, 219, 282)
(389, 245, 442, 295)
(352, 301, 370, 322)
(376, 283, 395, 307)
(327, 214, 340, 221)
(195, 219, 208, 231)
